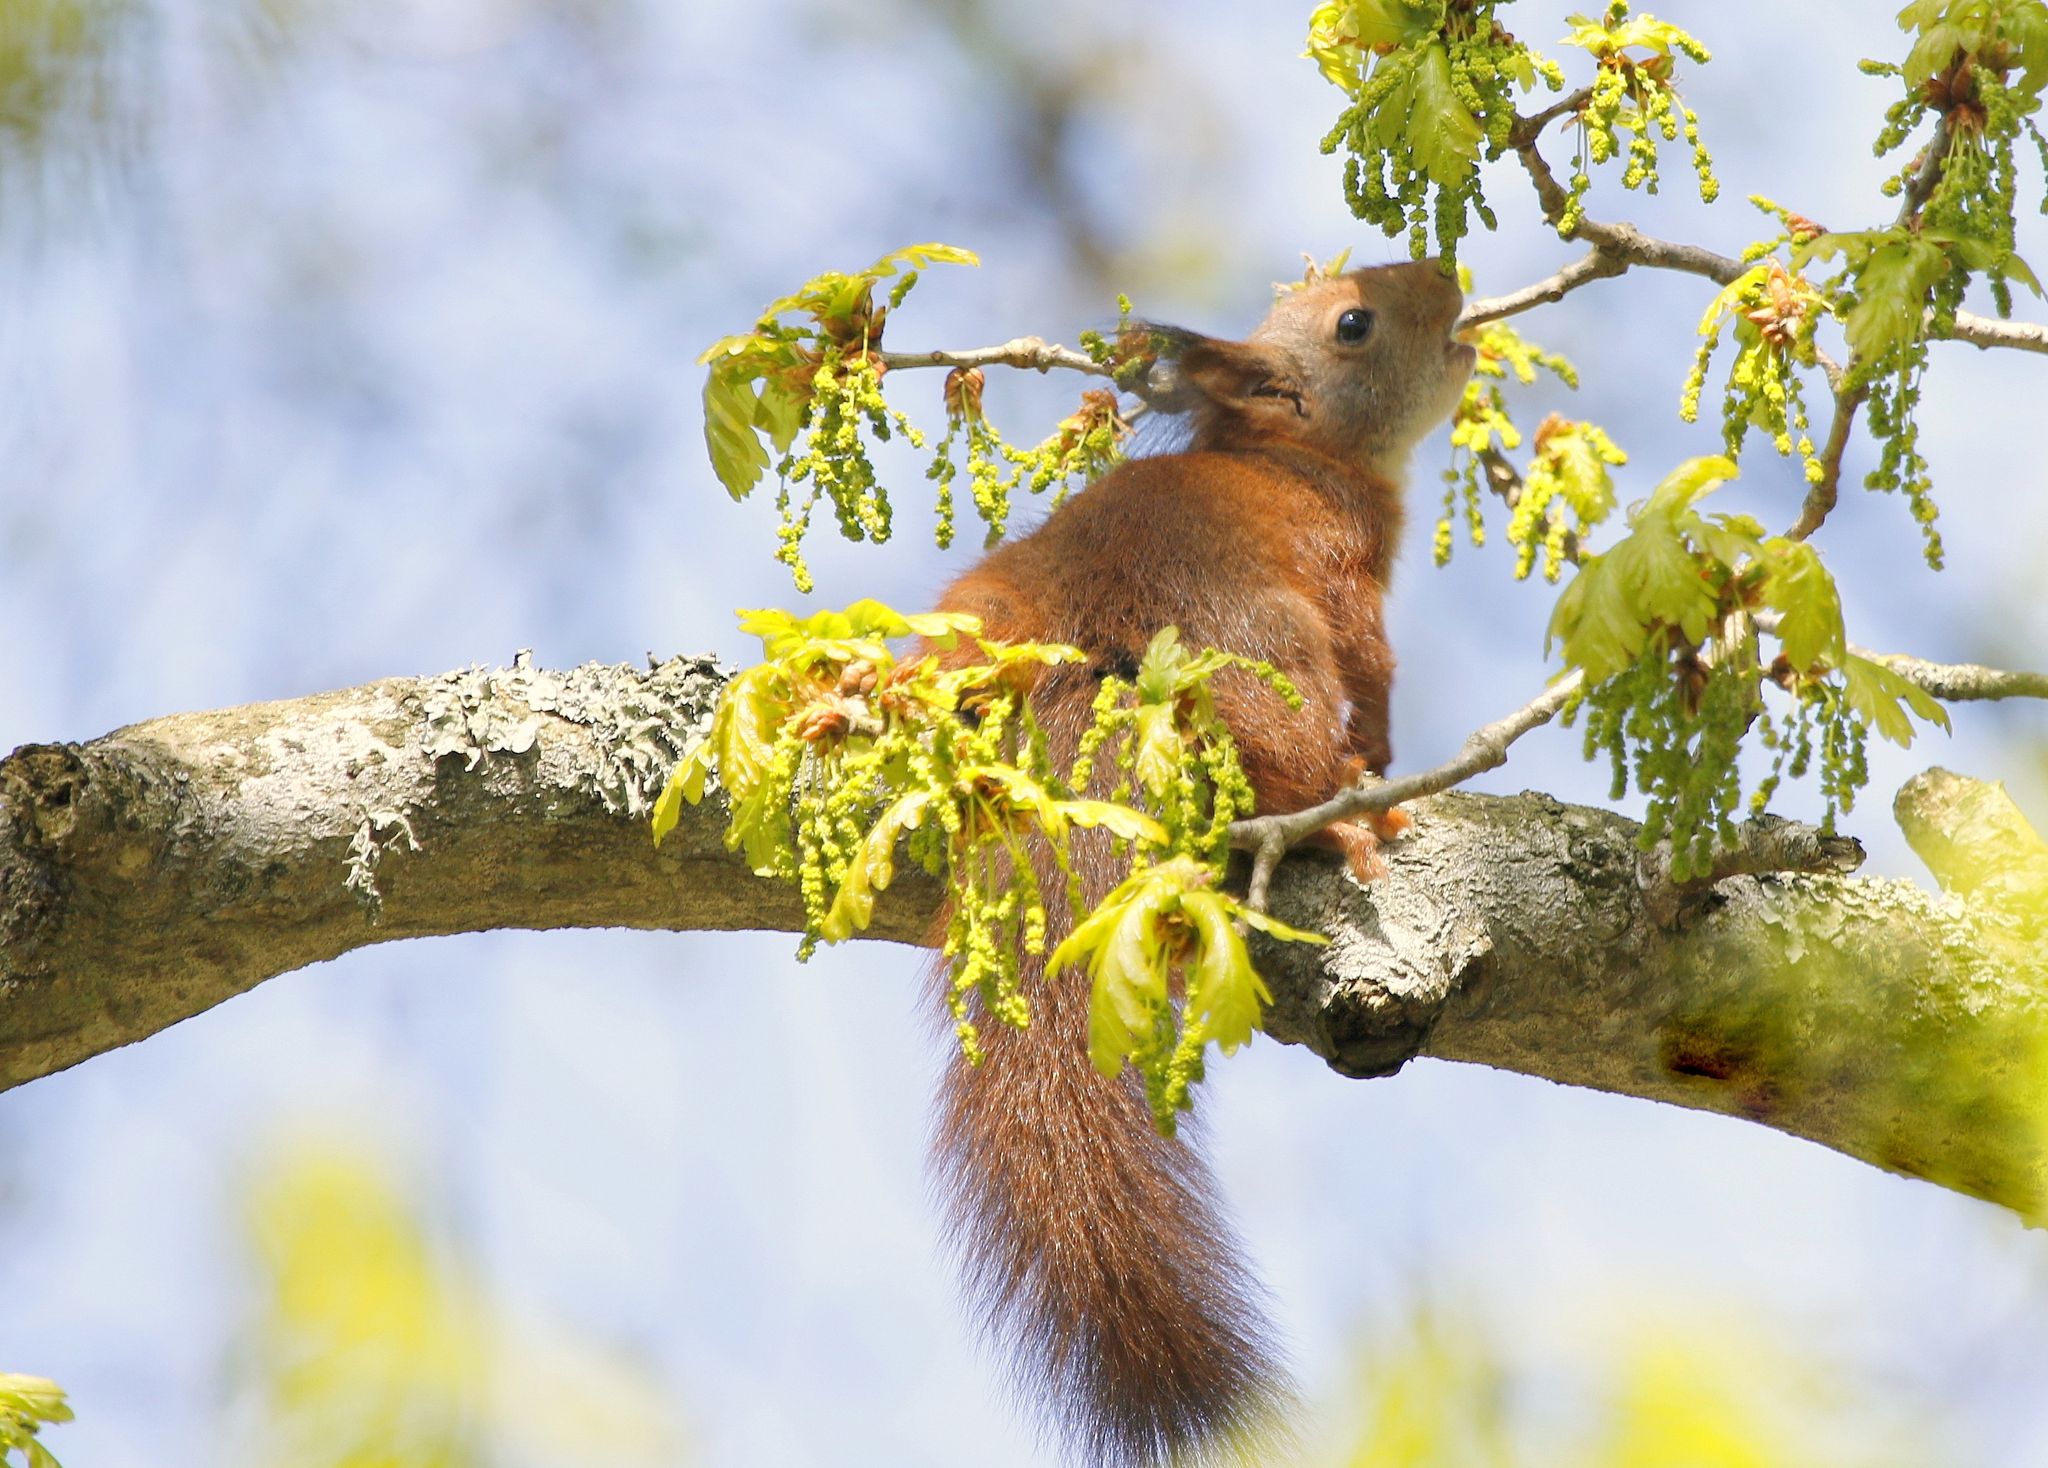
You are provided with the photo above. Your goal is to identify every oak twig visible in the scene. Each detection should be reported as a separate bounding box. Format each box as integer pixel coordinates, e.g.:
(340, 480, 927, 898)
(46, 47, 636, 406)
(1752, 610, 2048, 703)
(1785, 379, 1870, 542)
(1232, 673, 1583, 912)
(1460, 246, 1629, 328)
(878, 337, 1110, 378)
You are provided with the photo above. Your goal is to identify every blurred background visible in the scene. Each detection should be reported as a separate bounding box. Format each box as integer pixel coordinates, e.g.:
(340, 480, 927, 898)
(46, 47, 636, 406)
(0, 0, 2044, 1463)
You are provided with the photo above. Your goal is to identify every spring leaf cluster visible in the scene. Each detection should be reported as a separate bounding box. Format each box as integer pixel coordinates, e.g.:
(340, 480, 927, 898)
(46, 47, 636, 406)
(1311, 0, 1563, 264)
(700, 243, 973, 502)
(1549, 457, 1949, 877)
(656, 608, 1321, 1131)
(1557, 3, 1720, 233)
(1052, 856, 1323, 1127)
(700, 246, 1137, 588)
(1437, 310, 1621, 580)
(1507, 413, 1626, 581)
(927, 372, 1129, 551)
(1681, 229, 1832, 485)
(1821, 0, 2048, 565)
(0, 1375, 68, 1468)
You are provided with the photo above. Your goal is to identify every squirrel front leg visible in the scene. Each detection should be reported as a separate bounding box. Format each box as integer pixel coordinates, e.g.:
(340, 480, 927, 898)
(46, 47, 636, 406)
(1328, 599, 1412, 858)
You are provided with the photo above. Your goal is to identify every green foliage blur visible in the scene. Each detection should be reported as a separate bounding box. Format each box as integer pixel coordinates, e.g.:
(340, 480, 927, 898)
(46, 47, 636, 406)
(0, 1375, 70, 1468)
(1321, 1306, 1934, 1468)
(0, 0, 128, 155)
(233, 1139, 683, 1468)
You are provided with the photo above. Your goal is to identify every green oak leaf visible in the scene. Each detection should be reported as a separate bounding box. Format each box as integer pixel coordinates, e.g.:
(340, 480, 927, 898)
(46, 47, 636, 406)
(1840, 651, 1952, 745)
(1756, 539, 1847, 672)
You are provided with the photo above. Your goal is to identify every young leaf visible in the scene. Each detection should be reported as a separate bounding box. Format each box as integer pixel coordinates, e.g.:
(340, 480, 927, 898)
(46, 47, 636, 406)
(1408, 42, 1486, 186)
(1181, 892, 1272, 1057)
(1050, 883, 1171, 1078)
(1840, 652, 1953, 746)
(1756, 539, 1846, 672)
(702, 372, 777, 501)
(649, 747, 705, 847)
(820, 789, 936, 942)
(1058, 800, 1170, 848)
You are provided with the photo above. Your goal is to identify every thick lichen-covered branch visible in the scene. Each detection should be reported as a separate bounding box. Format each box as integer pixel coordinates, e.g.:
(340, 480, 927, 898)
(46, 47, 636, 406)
(1259, 776, 2048, 1223)
(1, 663, 2042, 1224)
(0, 656, 923, 1090)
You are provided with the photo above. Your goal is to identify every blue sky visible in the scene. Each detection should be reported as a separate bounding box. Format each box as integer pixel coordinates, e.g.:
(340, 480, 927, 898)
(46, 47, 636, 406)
(1, 1, 2046, 1464)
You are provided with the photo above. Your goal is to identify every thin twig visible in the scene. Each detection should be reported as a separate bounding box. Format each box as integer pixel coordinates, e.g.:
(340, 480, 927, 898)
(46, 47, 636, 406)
(1785, 114, 1955, 543)
(1511, 87, 1593, 147)
(1894, 115, 1955, 229)
(1232, 673, 1583, 910)
(1498, 107, 2044, 353)
(1460, 246, 1629, 328)
(1752, 610, 2048, 701)
(877, 337, 1111, 377)
(1500, 104, 2046, 546)
(1785, 379, 1870, 542)
(1509, 126, 1744, 285)
(1233, 615, 2047, 911)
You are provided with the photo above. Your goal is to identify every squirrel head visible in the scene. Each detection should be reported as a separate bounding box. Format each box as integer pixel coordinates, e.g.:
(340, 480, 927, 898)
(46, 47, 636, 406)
(1146, 260, 1475, 479)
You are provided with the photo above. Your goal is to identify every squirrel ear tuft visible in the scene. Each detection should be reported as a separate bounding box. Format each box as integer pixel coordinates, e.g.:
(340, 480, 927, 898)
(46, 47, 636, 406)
(1140, 329, 1304, 426)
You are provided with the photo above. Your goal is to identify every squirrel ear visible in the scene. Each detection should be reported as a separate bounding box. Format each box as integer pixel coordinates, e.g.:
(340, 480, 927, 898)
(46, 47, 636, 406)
(1170, 335, 1307, 423)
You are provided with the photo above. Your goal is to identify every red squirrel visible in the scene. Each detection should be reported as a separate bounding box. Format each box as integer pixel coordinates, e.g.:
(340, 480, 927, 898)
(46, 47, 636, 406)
(924, 260, 1473, 1464)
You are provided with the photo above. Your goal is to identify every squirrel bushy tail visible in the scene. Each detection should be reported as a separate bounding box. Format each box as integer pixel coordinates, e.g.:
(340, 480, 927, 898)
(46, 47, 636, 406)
(923, 261, 1473, 1463)
(927, 682, 1288, 1468)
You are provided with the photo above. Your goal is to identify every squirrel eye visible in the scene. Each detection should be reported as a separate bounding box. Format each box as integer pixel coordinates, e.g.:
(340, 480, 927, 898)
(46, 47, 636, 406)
(1334, 307, 1374, 344)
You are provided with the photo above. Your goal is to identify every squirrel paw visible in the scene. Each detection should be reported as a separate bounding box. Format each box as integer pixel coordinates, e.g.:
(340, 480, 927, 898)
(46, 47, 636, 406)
(1366, 805, 1412, 843)
(1313, 819, 1390, 883)
(1338, 758, 1413, 854)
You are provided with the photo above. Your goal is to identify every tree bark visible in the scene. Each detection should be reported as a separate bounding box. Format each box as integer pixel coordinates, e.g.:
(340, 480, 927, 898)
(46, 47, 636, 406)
(2, 658, 2041, 1221)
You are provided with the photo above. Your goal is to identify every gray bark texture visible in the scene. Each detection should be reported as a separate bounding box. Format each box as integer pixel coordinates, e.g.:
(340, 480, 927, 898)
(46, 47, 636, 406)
(2, 657, 2042, 1221)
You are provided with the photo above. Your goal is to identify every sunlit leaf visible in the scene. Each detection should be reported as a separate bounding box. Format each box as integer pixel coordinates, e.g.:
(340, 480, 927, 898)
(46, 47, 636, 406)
(821, 789, 935, 941)
(1840, 651, 1952, 745)
(1057, 800, 1169, 848)
(1755, 539, 1846, 672)
(1407, 41, 1485, 186)
(1181, 892, 1270, 1057)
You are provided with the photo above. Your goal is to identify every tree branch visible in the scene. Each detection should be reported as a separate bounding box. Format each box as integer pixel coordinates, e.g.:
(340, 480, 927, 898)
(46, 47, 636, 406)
(1948, 313, 2048, 354)
(3, 662, 2043, 1223)
(1751, 611, 2048, 701)
(1784, 378, 1870, 542)
(1498, 107, 2048, 358)
(0, 657, 937, 1091)
(1256, 778, 2048, 1224)
(1459, 246, 1629, 328)
(877, 337, 1110, 378)
(1233, 673, 1583, 912)
(1864, 650, 2048, 702)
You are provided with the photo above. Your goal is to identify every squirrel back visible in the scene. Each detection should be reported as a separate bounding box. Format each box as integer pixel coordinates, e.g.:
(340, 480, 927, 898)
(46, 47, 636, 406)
(927, 261, 1473, 1464)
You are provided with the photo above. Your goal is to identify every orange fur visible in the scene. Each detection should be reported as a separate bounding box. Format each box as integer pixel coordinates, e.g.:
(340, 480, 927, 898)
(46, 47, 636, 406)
(926, 261, 1474, 1464)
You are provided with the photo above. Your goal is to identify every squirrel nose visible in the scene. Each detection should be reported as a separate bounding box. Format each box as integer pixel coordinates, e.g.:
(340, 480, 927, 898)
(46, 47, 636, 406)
(1400, 258, 1465, 322)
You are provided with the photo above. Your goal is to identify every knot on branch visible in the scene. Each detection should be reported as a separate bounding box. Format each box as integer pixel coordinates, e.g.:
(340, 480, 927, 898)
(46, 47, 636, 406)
(1637, 815, 1867, 929)
(1, 744, 91, 853)
(1256, 850, 1494, 1081)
